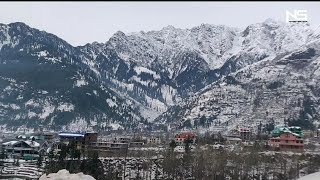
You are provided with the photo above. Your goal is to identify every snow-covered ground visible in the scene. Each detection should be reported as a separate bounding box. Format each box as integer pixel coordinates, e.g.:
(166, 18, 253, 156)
(39, 169, 95, 180)
(298, 171, 320, 180)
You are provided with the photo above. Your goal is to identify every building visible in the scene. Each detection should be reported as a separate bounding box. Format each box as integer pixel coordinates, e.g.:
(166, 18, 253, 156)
(302, 130, 314, 138)
(239, 128, 252, 141)
(2, 140, 40, 160)
(129, 142, 144, 148)
(268, 127, 304, 152)
(18, 132, 57, 142)
(147, 137, 161, 145)
(84, 132, 98, 143)
(58, 132, 98, 149)
(112, 137, 131, 144)
(90, 141, 129, 156)
(91, 142, 129, 151)
(175, 132, 197, 144)
(41, 132, 57, 142)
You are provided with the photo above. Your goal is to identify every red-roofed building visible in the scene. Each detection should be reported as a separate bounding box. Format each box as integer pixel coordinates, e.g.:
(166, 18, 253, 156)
(175, 132, 197, 144)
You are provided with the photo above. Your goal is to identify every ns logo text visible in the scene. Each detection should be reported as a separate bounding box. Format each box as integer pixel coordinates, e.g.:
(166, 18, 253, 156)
(286, 10, 308, 23)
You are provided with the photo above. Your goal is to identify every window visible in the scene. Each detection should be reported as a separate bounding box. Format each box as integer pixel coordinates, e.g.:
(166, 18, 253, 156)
(286, 140, 288, 143)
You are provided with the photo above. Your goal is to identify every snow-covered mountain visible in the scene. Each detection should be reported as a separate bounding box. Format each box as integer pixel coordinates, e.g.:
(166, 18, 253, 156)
(0, 22, 147, 131)
(155, 23, 320, 132)
(79, 19, 316, 121)
(78, 24, 240, 119)
(0, 19, 319, 131)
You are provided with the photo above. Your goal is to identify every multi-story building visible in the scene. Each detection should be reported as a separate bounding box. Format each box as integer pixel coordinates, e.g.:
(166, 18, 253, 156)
(91, 142, 129, 151)
(268, 127, 304, 152)
(41, 132, 57, 142)
(129, 142, 144, 148)
(112, 137, 131, 144)
(239, 128, 252, 141)
(2, 140, 40, 160)
(58, 132, 98, 149)
(147, 137, 161, 145)
(175, 132, 197, 145)
(90, 140, 130, 157)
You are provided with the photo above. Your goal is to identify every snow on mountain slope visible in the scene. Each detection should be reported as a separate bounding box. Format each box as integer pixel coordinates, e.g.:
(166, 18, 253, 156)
(0, 22, 148, 131)
(155, 36, 320, 132)
(108, 24, 238, 70)
(1, 19, 318, 131)
(78, 19, 316, 122)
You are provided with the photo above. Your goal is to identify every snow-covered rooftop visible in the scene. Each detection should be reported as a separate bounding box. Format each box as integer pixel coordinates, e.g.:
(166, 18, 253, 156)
(2, 140, 40, 147)
(24, 140, 40, 147)
(2, 140, 19, 146)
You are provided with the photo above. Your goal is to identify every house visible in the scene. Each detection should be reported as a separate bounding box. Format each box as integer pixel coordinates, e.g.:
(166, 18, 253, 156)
(268, 127, 304, 152)
(147, 137, 161, 145)
(175, 132, 197, 144)
(2, 140, 40, 160)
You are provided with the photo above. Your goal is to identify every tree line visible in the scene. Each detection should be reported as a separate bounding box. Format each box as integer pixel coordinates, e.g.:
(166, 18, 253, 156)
(43, 138, 320, 180)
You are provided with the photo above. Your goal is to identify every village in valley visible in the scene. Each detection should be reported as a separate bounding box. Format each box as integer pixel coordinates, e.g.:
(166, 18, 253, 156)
(1, 123, 320, 180)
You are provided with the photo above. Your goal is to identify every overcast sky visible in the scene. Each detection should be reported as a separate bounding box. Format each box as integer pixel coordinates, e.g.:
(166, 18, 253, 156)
(0, 2, 319, 46)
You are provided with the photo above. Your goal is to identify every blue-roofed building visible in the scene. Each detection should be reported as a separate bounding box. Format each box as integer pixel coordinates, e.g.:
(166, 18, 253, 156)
(58, 131, 98, 150)
(59, 132, 85, 138)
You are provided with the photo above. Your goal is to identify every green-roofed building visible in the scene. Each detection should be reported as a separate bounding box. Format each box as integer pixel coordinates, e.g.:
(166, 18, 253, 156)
(271, 126, 303, 138)
(268, 126, 304, 152)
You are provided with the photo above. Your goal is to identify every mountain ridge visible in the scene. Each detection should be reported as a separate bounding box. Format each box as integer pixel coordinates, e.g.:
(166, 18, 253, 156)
(1, 19, 319, 132)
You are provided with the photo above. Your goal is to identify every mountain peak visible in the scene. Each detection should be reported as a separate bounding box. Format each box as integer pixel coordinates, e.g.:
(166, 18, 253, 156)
(263, 18, 280, 24)
(109, 31, 127, 43)
(8, 22, 30, 29)
(161, 25, 177, 31)
(113, 30, 126, 37)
